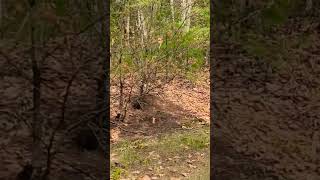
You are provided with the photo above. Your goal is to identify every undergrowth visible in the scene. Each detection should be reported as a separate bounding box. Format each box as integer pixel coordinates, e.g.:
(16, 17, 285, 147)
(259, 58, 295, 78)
(111, 126, 209, 179)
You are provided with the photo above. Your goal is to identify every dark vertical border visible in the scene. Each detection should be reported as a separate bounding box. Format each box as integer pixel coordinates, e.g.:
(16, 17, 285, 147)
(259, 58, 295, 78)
(103, 0, 111, 179)
(210, 0, 215, 179)
(210, 0, 216, 179)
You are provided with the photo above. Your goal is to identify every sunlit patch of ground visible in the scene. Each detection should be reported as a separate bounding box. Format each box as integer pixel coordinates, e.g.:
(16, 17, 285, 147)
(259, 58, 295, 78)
(110, 71, 210, 179)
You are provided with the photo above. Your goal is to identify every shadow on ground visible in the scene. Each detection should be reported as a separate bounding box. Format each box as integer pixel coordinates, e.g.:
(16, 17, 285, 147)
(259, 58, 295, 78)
(112, 93, 209, 139)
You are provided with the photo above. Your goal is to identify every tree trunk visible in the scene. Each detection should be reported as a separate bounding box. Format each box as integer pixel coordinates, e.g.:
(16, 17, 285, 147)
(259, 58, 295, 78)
(170, 0, 175, 22)
(125, 13, 130, 46)
(141, 11, 147, 40)
(181, 0, 186, 26)
(181, 0, 192, 32)
(137, 10, 144, 45)
(137, 9, 147, 46)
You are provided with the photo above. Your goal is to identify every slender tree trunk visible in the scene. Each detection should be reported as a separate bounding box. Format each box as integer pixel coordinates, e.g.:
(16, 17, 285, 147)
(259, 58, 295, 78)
(125, 13, 130, 46)
(181, 0, 186, 24)
(181, 0, 192, 32)
(118, 52, 124, 120)
(170, 0, 175, 22)
(137, 9, 147, 95)
(137, 10, 144, 45)
(186, 0, 192, 31)
(181, 0, 193, 70)
(141, 13, 147, 40)
(137, 9, 147, 46)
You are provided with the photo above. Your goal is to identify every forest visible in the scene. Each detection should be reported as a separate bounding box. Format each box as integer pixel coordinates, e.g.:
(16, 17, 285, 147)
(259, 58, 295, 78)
(110, 0, 210, 179)
(0, 0, 319, 180)
(0, 0, 210, 179)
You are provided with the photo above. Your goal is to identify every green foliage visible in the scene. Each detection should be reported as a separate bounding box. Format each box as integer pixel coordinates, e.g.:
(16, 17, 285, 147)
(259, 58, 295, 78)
(111, 0, 209, 94)
(193, 6, 210, 24)
(156, 128, 209, 153)
(111, 126, 209, 167)
(114, 140, 150, 167)
(181, 135, 208, 150)
(111, 166, 125, 180)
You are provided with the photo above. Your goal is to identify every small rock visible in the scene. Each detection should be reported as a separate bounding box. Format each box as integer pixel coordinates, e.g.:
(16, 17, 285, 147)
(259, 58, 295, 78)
(188, 164, 197, 169)
(170, 169, 177, 172)
(181, 173, 188, 177)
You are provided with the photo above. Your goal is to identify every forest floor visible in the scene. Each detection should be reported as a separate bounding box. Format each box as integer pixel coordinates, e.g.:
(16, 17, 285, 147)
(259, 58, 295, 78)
(110, 71, 210, 180)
